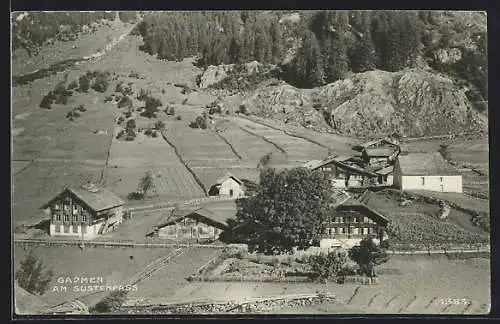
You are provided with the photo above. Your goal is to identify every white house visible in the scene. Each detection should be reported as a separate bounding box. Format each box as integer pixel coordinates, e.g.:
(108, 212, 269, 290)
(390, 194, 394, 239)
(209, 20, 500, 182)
(393, 152, 463, 193)
(208, 173, 245, 198)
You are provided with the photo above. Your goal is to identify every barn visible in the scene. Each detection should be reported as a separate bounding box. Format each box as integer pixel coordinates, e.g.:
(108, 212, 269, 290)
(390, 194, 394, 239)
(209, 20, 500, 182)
(42, 182, 125, 239)
(208, 173, 245, 198)
(393, 152, 463, 193)
(151, 206, 232, 242)
(320, 199, 389, 249)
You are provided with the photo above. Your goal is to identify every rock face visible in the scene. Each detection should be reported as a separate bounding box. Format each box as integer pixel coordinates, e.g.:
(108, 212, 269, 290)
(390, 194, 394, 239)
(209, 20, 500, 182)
(312, 69, 486, 137)
(242, 82, 329, 130)
(198, 64, 235, 88)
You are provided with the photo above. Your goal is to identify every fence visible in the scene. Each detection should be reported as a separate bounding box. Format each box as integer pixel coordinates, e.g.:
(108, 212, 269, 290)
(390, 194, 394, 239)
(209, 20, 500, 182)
(13, 238, 227, 249)
(124, 195, 238, 214)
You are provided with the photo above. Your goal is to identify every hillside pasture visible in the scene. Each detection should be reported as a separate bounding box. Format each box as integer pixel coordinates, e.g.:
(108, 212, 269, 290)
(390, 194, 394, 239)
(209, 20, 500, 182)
(102, 165, 205, 203)
(162, 127, 240, 167)
(12, 160, 102, 227)
(229, 117, 329, 162)
(214, 120, 286, 163)
(108, 133, 181, 167)
(13, 245, 174, 307)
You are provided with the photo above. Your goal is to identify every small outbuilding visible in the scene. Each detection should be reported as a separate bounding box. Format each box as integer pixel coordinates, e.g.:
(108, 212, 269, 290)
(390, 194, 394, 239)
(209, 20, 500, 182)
(208, 173, 245, 198)
(393, 152, 463, 193)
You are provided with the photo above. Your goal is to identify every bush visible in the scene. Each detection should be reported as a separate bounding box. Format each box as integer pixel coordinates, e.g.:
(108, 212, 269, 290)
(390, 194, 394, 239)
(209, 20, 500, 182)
(78, 74, 91, 92)
(154, 120, 165, 131)
(116, 130, 125, 139)
(117, 116, 125, 125)
(127, 191, 144, 200)
(90, 291, 128, 313)
(125, 119, 136, 129)
(129, 71, 140, 78)
(104, 95, 113, 103)
(39, 92, 55, 109)
(189, 115, 207, 129)
(124, 111, 132, 118)
(176, 115, 182, 120)
(307, 251, 348, 282)
(238, 104, 247, 114)
(125, 128, 136, 141)
(152, 130, 158, 138)
(144, 128, 153, 136)
(91, 72, 110, 93)
(15, 252, 53, 296)
(76, 104, 86, 112)
(118, 95, 133, 109)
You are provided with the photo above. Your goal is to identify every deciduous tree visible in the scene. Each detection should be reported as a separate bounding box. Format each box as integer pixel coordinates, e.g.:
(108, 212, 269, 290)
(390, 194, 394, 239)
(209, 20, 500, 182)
(230, 167, 333, 255)
(348, 236, 389, 277)
(15, 252, 53, 295)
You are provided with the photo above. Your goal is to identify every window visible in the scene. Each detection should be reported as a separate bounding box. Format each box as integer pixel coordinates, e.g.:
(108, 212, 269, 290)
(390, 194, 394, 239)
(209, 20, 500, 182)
(340, 217, 344, 223)
(64, 214, 69, 222)
(73, 215, 78, 222)
(364, 217, 369, 223)
(64, 204, 70, 211)
(363, 227, 369, 235)
(229, 189, 234, 197)
(338, 227, 344, 234)
(55, 225, 61, 233)
(55, 213, 61, 221)
(440, 177, 443, 182)
(54, 204, 60, 210)
(73, 205, 79, 215)
(64, 225, 70, 233)
(72, 225, 78, 233)
(352, 227, 359, 235)
(81, 214, 87, 222)
(421, 177, 425, 185)
(352, 217, 358, 223)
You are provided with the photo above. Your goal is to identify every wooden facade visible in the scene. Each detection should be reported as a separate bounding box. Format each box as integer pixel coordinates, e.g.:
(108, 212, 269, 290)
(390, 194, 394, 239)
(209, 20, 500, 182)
(320, 203, 389, 248)
(43, 186, 124, 238)
(154, 209, 228, 242)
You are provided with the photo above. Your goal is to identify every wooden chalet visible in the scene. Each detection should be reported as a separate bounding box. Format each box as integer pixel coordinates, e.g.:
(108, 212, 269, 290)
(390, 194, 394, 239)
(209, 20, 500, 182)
(320, 198, 389, 248)
(42, 182, 124, 239)
(150, 206, 234, 242)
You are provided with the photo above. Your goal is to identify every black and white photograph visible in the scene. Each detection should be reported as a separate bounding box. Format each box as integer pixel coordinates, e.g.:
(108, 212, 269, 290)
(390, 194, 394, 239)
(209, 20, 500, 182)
(11, 10, 490, 316)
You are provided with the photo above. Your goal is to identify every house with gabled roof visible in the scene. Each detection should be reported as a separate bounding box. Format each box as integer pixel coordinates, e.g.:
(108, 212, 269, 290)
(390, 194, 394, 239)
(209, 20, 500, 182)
(208, 172, 245, 198)
(41, 182, 124, 239)
(393, 152, 463, 193)
(303, 155, 385, 189)
(149, 204, 236, 242)
(320, 198, 389, 249)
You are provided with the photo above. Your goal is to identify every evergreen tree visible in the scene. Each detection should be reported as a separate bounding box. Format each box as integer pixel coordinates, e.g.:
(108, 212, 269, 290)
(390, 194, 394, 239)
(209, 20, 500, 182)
(289, 30, 325, 88)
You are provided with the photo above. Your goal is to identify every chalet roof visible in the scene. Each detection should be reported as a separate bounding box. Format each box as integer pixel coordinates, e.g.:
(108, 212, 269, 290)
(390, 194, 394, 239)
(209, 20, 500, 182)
(330, 188, 351, 206)
(14, 282, 48, 315)
(157, 204, 235, 229)
(397, 152, 459, 176)
(336, 200, 389, 226)
(302, 159, 323, 169)
(213, 172, 243, 186)
(352, 138, 399, 151)
(41, 184, 124, 212)
(363, 147, 396, 157)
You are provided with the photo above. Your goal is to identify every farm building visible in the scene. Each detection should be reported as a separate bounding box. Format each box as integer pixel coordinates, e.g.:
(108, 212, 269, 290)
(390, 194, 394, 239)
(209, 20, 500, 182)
(393, 153, 463, 193)
(352, 138, 400, 152)
(150, 207, 231, 242)
(320, 200, 389, 249)
(208, 173, 245, 198)
(303, 155, 391, 188)
(42, 182, 125, 239)
(361, 147, 400, 166)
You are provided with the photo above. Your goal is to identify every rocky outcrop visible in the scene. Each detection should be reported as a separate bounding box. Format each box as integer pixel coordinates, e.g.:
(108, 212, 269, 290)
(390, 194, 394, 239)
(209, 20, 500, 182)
(198, 64, 235, 88)
(312, 69, 486, 137)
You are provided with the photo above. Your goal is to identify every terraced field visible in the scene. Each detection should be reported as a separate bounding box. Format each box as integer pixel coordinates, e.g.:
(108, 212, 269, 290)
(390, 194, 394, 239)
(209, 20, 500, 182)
(213, 120, 283, 163)
(229, 117, 329, 163)
(103, 165, 205, 202)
